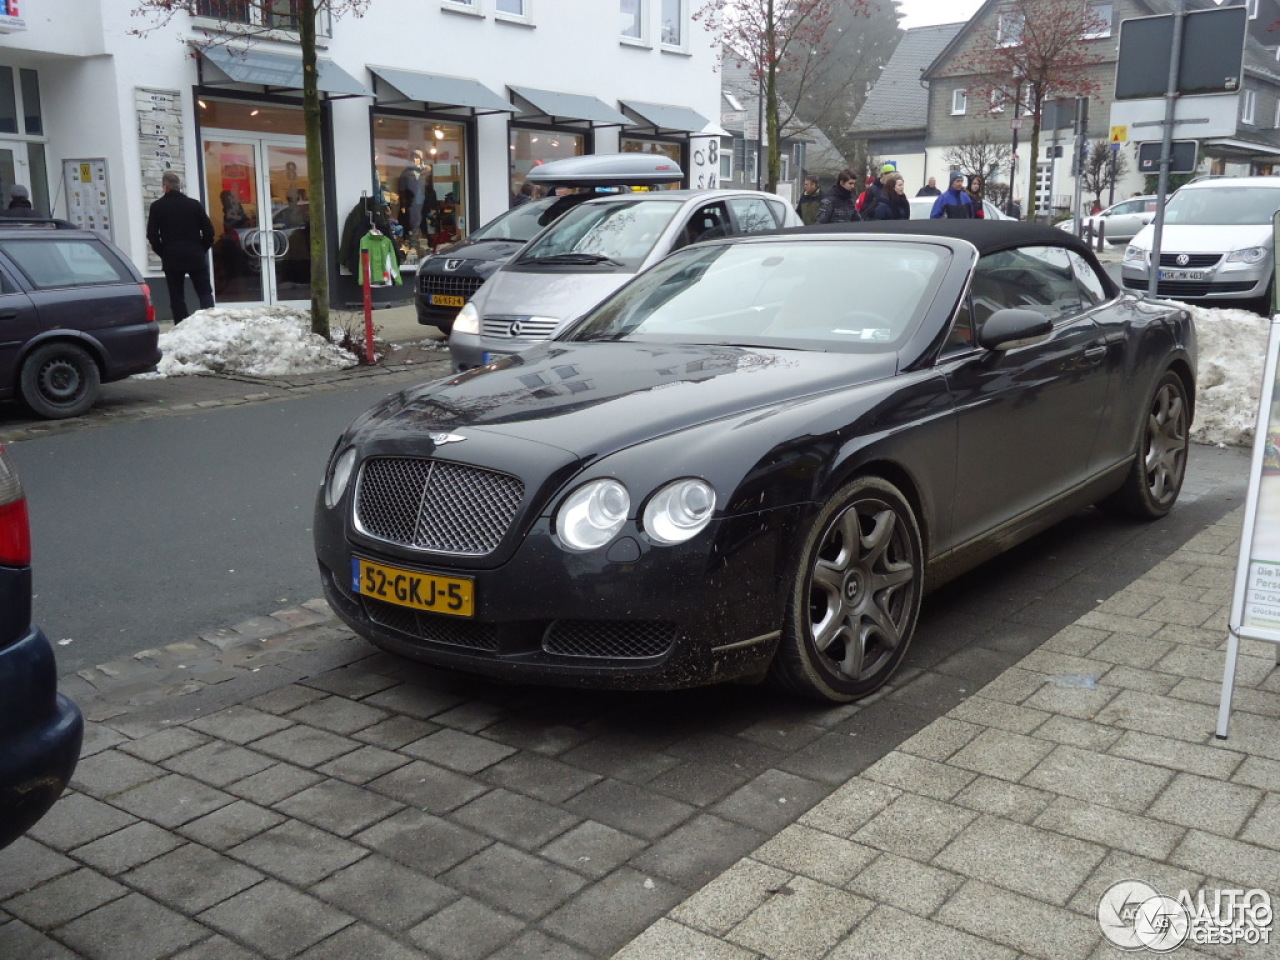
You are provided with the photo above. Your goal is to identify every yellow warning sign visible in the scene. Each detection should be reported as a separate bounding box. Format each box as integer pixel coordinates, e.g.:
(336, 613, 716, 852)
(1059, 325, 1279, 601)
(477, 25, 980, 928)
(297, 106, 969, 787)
(1110, 125, 1128, 144)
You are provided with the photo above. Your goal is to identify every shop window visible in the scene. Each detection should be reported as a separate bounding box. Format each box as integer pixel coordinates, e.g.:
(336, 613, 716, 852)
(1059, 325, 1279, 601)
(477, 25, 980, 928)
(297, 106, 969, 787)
(622, 138, 683, 189)
(0, 68, 16, 136)
(374, 116, 469, 263)
(661, 0, 686, 47)
(19, 69, 40, 135)
(509, 127, 584, 199)
(621, 0, 647, 41)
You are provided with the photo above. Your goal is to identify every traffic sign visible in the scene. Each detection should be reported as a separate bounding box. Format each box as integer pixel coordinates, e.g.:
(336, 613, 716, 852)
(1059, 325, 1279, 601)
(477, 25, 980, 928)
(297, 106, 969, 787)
(1110, 125, 1127, 144)
(1137, 140, 1198, 174)
(1115, 7, 1246, 100)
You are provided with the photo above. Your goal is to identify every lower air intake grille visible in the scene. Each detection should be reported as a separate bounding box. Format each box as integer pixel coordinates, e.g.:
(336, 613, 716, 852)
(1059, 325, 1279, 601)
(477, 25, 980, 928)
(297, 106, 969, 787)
(542, 620, 677, 659)
(363, 597, 499, 651)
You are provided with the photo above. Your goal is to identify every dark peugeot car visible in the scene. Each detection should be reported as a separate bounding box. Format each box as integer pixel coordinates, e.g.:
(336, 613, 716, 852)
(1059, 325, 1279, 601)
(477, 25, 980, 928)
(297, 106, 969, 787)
(0, 219, 160, 419)
(315, 221, 1194, 703)
(1, 444, 82, 848)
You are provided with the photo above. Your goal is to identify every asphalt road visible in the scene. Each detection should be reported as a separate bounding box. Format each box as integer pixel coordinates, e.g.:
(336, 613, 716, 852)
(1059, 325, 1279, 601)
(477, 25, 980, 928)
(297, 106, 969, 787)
(7, 380, 406, 674)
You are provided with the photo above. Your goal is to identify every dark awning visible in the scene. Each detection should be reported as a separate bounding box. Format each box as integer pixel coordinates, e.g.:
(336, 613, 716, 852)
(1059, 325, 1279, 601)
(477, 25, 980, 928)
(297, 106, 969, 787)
(620, 100, 712, 136)
(196, 44, 371, 98)
(509, 86, 630, 127)
(369, 66, 514, 115)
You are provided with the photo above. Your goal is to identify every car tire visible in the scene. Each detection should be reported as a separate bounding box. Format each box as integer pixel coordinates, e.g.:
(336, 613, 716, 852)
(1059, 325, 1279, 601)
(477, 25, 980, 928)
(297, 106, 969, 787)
(770, 476, 923, 703)
(1098, 370, 1189, 521)
(20, 342, 101, 420)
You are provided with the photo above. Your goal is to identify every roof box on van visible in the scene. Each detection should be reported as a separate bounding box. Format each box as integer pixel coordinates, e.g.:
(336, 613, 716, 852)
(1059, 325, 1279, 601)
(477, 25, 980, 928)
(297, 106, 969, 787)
(524, 153, 685, 187)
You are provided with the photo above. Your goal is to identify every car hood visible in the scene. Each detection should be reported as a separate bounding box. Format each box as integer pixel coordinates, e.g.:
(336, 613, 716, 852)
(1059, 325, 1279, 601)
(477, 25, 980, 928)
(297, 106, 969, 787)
(1129, 223, 1272, 252)
(352, 341, 898, 458)
(425, 236, 527, 267)
(471, 269, 634, 325)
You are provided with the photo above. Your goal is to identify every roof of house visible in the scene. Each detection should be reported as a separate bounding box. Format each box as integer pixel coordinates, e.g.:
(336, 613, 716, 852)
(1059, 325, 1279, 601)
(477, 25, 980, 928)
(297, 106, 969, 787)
(852, 22, 964, 134)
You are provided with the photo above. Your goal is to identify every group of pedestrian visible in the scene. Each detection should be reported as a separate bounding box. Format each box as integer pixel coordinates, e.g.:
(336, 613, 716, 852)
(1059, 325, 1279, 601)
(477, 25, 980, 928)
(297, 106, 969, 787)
(795, 167, 1009, 224)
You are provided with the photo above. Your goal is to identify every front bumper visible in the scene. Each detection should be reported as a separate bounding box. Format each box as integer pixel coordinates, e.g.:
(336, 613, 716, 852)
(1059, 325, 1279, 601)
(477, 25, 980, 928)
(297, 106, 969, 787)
(449, 330, 546, 372)
(315, 493, 802, 691)
(0, 625, 83, 849)
(1121, 256, 1270, 299)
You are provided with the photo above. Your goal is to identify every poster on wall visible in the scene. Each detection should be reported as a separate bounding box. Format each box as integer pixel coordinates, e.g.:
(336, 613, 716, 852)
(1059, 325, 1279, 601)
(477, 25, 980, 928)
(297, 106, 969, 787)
(689, 136, 720, 191)
(61, 159, 112, 240)
(136, 87, 185, 271)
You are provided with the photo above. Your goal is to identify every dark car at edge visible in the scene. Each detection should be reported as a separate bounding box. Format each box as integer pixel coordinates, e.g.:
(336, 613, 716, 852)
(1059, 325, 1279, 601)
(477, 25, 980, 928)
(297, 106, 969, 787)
(315, 221, 1195, 703)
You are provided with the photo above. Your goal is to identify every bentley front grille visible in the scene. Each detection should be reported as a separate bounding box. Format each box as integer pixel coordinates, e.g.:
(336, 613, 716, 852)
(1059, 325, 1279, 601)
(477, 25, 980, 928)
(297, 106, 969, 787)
(363, 597, 500, 651)
(355, 457, 524, 556)
(542, 620, 677, 659)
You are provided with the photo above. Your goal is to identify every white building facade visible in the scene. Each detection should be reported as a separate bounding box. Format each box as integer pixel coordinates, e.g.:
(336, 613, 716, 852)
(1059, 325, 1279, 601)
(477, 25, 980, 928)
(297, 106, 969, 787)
(0, 0, 720, 314)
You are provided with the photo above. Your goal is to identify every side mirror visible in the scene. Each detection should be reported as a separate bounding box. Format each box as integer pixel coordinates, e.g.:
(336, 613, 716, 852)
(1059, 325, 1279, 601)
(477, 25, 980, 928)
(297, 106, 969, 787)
(978, 308, 1053, 352)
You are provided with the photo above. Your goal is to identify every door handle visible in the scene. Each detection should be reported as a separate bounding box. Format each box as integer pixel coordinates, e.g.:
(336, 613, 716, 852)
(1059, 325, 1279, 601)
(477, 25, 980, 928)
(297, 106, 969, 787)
(1083, 343, 1108, 362)
(0, 309, 17, 320)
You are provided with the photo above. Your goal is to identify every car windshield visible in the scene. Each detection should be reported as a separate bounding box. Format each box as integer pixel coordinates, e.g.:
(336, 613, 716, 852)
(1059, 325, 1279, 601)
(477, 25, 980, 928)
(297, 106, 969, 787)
(470, 198, 563, 242)
(1163, 185, 1280, 226)
(566, 239, 946, 351)
(516, 199, 682, 269)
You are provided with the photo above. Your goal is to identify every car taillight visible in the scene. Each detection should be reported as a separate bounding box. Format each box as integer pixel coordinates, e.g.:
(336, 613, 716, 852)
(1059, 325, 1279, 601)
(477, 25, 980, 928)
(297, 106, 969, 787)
(141, 283, 156, 324)
(0, 445, 30, 567)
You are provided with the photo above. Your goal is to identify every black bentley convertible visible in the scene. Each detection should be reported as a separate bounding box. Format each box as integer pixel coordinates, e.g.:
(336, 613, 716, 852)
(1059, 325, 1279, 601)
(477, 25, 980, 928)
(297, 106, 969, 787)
(314, 221, 1194, 702)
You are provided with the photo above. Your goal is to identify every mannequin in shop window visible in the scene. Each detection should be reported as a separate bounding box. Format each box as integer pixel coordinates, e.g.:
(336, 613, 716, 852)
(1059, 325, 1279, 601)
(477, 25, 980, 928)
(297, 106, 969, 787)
(397, 150, 424, 238)
(418, 164, 440, 249)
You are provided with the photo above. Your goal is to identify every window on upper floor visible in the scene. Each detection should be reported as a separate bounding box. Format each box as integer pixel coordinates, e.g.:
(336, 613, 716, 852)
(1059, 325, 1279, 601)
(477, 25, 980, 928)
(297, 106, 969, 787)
(661, 0, 686, 48)
(496, 0, 530, 23)
(193, 0, 331, 36)
(1249, 0, 1259, 20)
(952, 89, 968, 115)
(621, 0, 647, 41)
(997, 8, 1024, 46)
(1274, 99, 1280, 128)
(441, 0, 480, 14)
(1243, 89, 1257, 125)
(1082, 2, 1112, 39)
(990, 90, 1005, 113)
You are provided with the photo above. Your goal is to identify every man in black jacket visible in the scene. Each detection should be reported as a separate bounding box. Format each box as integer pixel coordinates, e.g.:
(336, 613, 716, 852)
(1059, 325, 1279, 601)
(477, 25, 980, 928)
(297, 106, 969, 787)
(146, 171, 215, 323)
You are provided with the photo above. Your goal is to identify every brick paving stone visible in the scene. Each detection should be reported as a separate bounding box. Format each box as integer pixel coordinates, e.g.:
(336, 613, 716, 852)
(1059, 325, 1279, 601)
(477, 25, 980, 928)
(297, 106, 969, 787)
(361, 682, 469, 720)
(559, 736, 683, 783)
(406, 896, 524, 960)
(123, 844, 264, 913)
(671, 858, 793, 936)
(1147, 773, 1263, 837)
(948, 696, 1051, 735)
(540, 820, 651, 879)
(488, 929, 596, 960)
(231, 819, 368, 886)
(540, 866, 686, 955)
(1033, 796, 1186, 861)
(69, 751, 166, 799)
(226, 761, 323, 806)
(162, 740, 277, 787)
(24, 793, 136, 851)
(853, 793, 978, 861)
(664, 732, 787, 774)
(354, 808, 491, 876)
(648, 760, 753, 807)
(896, 717, 984, 762)
(1175, 675, 1280, 720)
(198, 880, 354, 960)
(711, 769, 830, 833)
(845, 852, 965, 918)
(251, 723, 358, 767)
(478, 717, 607, 758)
(827, 904, 1017, 960)
(1091, 689, 1218, 741)
(177, 799, 285, 849)
(3, 868, 127, 930)
(1022, 745, 1175, 814)
(444, 842, 587, 921)
(366, 759, 489, 813)
(245, 683, 330, 716)
(1238, 793, 1280, 851)
(481, 752, 602, 805)
(1021, 680, 1122, 719)
(1037, 625, 1109, 659)
(1031, 716, 1125, 752)
(0, 917, 80, 959)
(296, 922, 431, 960)
(56, 892, 207, 960)
(752, 824, 878, 887)
(70, 822, 185, 875)
(311, 855, 457, 931)
(353, 715, 441, 750)
(284, 695, 390, 735)
(950, 775, 1056, 824)
(301, 666, 404, 700)
(949, 727, 1057, 781)
(725, 875, 872, 960)
(450, 787, 580, 850)
(970, 666, 1049, 705)
(631, 813, 768, 887)
(736, 716, 828, 752)
(115, 727, 210, 763)
(1231, 755, 1280, 792)
(775, 731, 894, 786)
(77, 723, 128, 759)
(860, 752, 976, 801)
(1086, 634, 1174, 669)
(565, 778, 696, 840)
(274, 778, 404, 836)
(316, 744, 411, 784)
(613, 918, 758, 960)
(1139, 596, 1222, 628)
(1097, 665, 1178, 696)
(401, 727, 518, 773)
(186, 705, 293, 744)
(1215, 711, 1280, 763)
(108, 773, 237, 828)
(430, 699, 509, 733)
(935, 880, 1098, 960)
(799, 779, 900, 838)
(1067, 851, 1206, 919)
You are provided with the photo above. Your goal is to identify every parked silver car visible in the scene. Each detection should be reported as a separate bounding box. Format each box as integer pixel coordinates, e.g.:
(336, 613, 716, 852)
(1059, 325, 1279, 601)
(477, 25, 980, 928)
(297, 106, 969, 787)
(449, 185, 802, 371)
(1058, 195, 1158, 245)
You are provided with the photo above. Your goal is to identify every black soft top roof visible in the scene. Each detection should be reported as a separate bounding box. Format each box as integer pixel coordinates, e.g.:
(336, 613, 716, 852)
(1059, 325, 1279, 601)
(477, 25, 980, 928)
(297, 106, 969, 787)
(788, 219, 1117, 297)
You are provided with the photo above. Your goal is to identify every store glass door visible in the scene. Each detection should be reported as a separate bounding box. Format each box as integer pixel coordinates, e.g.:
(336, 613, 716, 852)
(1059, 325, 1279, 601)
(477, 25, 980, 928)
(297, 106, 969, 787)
(0, 141, 28, 209)
(202, 135, 310, 307)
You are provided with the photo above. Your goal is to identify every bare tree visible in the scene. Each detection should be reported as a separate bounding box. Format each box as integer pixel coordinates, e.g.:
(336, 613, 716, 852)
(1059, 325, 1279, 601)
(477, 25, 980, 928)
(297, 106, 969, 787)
(947, 0, 1108, 218)
(131, 0, 370, 339)
(942, 131, 1011, 185)
(1078, 139, 1131, 211)
(697, 0, 869, 192)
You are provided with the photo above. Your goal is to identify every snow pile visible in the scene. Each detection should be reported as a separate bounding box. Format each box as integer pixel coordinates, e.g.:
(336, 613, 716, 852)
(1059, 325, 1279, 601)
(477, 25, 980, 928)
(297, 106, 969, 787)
(1186, 304, 1268, 448)
(150, 307, 357, 378)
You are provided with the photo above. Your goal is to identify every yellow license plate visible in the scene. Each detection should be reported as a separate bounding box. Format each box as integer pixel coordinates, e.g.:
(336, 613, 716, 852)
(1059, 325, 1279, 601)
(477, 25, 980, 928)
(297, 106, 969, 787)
(351, 558, 474, 617)
(430, 294, 466, 307)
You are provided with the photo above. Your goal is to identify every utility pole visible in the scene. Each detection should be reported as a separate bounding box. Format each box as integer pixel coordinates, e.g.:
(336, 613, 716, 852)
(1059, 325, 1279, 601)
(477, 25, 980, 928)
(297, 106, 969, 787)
(1146, 0, 1185, 300)
(1008, 81, 1021, 217)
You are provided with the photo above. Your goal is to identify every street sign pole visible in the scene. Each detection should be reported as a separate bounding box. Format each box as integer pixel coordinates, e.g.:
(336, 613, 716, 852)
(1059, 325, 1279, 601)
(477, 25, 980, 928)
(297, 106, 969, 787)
(1072, 98, 1087, 236)
(1146, 0, 1185, 301)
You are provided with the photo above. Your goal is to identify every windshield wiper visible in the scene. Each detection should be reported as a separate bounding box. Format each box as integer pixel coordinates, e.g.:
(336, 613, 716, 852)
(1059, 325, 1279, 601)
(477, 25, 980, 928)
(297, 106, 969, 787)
(521, 253, 624, 266)
(466, 236, 528, 245)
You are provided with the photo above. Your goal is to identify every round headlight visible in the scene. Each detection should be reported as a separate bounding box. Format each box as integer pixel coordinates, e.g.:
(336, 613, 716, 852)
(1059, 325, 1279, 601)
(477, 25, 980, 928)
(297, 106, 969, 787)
(556, 479, 630, 552)
(643, 479, 716, 545)
(325, 447, 357, 508)
(453, 301, 480, 335)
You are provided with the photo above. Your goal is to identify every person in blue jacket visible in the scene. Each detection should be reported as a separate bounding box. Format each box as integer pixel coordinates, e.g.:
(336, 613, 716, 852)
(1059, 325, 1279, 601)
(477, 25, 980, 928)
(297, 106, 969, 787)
(930, 172, 976, 219)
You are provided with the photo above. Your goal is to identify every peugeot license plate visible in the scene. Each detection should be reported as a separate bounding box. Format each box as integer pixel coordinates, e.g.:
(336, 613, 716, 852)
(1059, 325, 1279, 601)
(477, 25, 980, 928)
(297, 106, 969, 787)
(430, 294, 466, 307)
(352, 558, 474, 617)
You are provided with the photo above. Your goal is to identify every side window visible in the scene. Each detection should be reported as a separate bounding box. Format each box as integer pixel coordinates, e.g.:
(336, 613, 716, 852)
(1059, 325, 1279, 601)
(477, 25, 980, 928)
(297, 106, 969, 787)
(678, 201, 731, 247)
(970, 245, 1096, 331)
(0, 239, 130, 289)
(1068, 250, 1107, 303)
(727, 196, 777, 234)
(941, 296, 975, 355)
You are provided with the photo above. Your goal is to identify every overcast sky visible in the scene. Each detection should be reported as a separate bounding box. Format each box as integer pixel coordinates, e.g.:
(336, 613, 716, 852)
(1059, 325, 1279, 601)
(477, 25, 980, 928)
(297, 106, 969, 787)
(897, 0, 983, 30)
